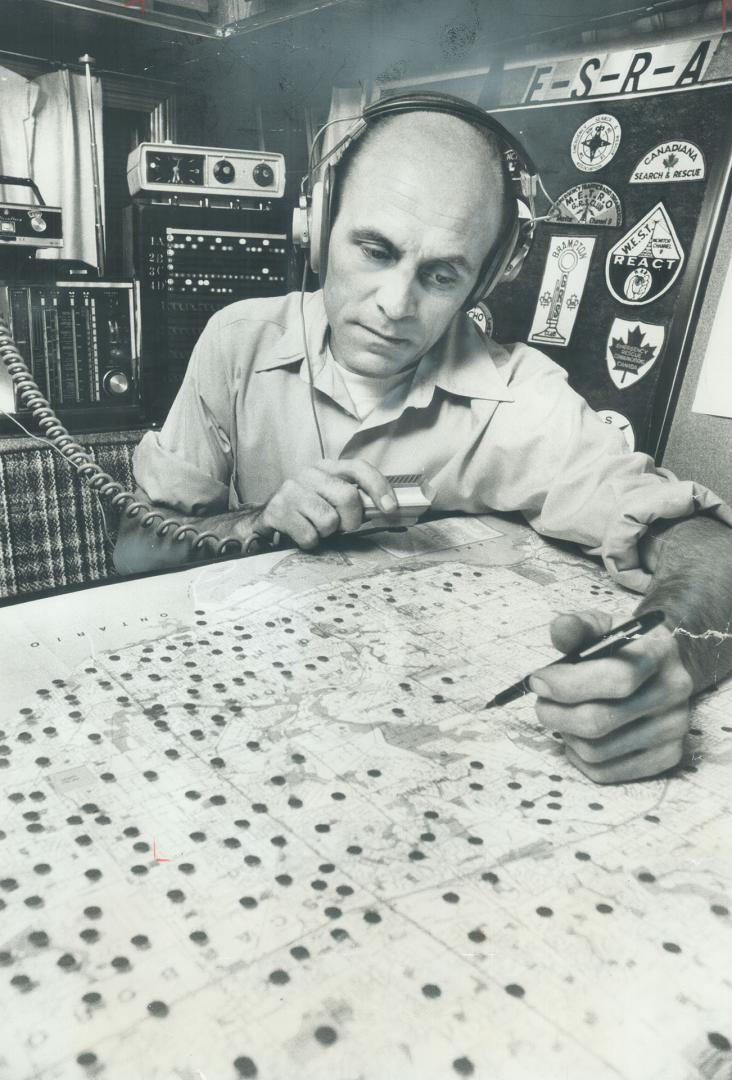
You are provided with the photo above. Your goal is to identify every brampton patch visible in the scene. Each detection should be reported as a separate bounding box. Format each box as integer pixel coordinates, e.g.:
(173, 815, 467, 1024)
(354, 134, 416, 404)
(606, 319, 665, 389)
(550, 182, 622, 227)
(597, 409, 635, 451)
(529, 235, 595, 348)
(570, 114, 621, 172)
(631, 141, 705, 183)
(606, 202, 684, 305)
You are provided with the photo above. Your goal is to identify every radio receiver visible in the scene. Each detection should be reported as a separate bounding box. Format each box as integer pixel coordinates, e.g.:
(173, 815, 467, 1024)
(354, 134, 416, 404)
(0, 176, 63, 249)
(127, 143, 286, 199)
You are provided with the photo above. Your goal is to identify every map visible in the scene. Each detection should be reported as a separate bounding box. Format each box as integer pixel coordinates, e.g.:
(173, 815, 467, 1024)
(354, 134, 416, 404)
(1, 515, 731, 1080)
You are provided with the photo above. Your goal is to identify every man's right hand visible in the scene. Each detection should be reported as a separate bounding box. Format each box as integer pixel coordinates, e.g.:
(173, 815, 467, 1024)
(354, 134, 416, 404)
(254, 459, 397, 550)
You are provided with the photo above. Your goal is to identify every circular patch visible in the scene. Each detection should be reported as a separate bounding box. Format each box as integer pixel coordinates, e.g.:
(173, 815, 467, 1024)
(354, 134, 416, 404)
(549, 183, 622, 228)
(596, 409, 635, 451)
(571, 115, 622, 173)
(467, 303, 493, 338)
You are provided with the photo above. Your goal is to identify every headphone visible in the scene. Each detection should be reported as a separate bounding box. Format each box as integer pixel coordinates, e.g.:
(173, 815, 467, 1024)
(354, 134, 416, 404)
(292, 91, 541, 310)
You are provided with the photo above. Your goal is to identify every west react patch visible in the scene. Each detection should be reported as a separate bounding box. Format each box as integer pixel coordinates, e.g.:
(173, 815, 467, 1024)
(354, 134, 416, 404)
(606, 319, 665, 389)
(630, 140, 705, 183)
(570, 114, 622, 172)
(549, 182, 622, 227)
(529, 235, 595, 348)
(605, 202, 684, 305)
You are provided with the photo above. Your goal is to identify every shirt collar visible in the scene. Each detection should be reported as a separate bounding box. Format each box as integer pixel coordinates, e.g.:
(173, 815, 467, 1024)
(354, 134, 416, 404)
(254, 289, 514, 405)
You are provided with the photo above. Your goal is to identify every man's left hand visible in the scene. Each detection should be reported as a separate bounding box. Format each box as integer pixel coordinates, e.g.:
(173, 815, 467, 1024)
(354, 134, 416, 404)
(530, 611, 694, 784)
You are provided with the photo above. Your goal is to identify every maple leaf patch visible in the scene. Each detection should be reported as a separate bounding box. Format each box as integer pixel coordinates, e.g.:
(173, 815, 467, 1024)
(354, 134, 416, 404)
(663, 152, 679, 170)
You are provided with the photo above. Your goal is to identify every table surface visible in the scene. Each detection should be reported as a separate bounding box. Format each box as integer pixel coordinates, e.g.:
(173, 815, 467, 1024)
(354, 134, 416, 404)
(1, 514, 731, 1080)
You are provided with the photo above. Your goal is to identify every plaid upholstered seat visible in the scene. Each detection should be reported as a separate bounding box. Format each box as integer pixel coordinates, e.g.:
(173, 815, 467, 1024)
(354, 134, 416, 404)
(0, 429, 146, 598)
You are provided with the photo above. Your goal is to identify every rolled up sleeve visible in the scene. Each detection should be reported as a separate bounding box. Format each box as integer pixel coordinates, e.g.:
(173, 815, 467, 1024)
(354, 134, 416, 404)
(132, 312, 234, 516)
(481, 346, 732, 593)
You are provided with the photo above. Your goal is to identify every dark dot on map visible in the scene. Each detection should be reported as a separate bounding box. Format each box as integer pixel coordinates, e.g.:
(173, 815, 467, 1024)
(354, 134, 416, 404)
(190, 931, 208, 945)
(133, 841, 150, 852)
(347, 845, 362, 855)
(131, 865, 148, 876)
(507, 781, 521, 790)
(589, 802, 603, 810)
(422, 983, 442, 998)
(11, 974, 32, 990)
(409, 849, 426, 860)
(468, 929, 486, 943)
(147, 1000, 169, 1018)
(239, 896, 257, 909)
(722, 726, 732, 733)
(0, 951, 11, 965)
(537, 818, 552, 825)
(424, 811, 439, 820)
(34, 864, 52, 876)
(331, 927, 349, 942)
(234, 820, 250, 831)
(276, 874, 293, 887)
(575, 851, 591, 861)
(77, 1052, 97, 1067)
(67, 815, 83, 825)
(392, 707, 405, 717)
(367, 769, 381, 777)
(290, 945, 310, 961)
(547, 802, 562, 810)
(131, 935, 149, 948)
(28, 931, 49, 947)
(364, 910, 381, 924)
(317, 656, 329, 663)
(29, 791, 45, 802)
(421, 832, 436, 842)
(467, 836, 483, 845)
(18, 731, 32, 742)
(536, 906, 553, 918)
(95, 814, 112, 825)
(481, 872, 499, 884)
(644, 815, 660, 823)
(596, 903, 613, 914)
(190, 832, 206, 843)
(269, 968, 289, 985)
(245, 856, 261, 867)
(432, 694, 446, 703)
(123, 827, 140, 838)
(100, 772, 116, 782)
(469, 761, 484, 770)
(469, 782, 484, 791)
(82, 991, 102, 1006)
(315, 823, 330, 833)
(179, 863, 195, 874)
(314, 1025, 337, 1046)
(84, 905, 103, 919)
(252, 803, 267, 814)
(325, 907, 342, 920)
(79, 929, 99, 943)
(210, 795, 227, 806)
(331, 792, 346, 801)
(336, 884, 353, 897)
(689, 728, 702, 737)
(662, 942, 681, 954)
(399, 682, 412, 691)
(453, 1058, 474, 1076)
(271, 775, 286, 786)
(112, 956, 131, 970)
(288, 797, 303, 808)
(25, 895, 43, 908)
(505, 984, 525, 999)
(185, 790, 201, 801)
(143, 771, 158, 782)
(58, 953, 76, 969)
(292, 753, 306, 763)
(224, 837, 241, 849)
(233, 1056, 258, 1078)
(638, 871, 655, 883)
(708, 1033, 731, 1052)
(271, 836, 287, 848)
(711, 904, 729, 916)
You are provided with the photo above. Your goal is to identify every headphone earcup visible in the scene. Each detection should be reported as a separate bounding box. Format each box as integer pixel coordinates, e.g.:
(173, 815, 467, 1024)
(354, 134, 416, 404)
(308, 167, 334, 278)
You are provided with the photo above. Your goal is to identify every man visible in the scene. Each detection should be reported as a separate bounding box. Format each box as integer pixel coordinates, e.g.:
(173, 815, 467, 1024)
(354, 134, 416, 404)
(115, 103, 732, 785)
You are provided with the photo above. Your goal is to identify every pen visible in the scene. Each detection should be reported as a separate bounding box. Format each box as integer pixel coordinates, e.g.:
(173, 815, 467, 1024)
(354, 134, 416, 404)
(484, 609, 666, 709)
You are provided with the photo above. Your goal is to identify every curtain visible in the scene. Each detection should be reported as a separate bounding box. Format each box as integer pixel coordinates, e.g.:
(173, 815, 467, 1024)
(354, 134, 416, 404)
(0, 65, 104, 269)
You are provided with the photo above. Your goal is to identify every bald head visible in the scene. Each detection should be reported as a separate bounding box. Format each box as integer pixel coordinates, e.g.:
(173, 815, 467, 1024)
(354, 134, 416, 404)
(322, 106, 512, 380)
(334, 109, 510, 259)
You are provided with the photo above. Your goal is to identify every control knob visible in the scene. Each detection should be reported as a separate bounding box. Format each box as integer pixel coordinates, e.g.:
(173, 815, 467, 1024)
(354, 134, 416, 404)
(253, 162, 275, 187)
(103, 370, 130, 397)
(213, 159, 235, 184)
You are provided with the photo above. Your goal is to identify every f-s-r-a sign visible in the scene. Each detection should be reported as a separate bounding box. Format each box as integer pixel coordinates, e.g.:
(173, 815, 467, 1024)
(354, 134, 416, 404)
(520, 37, 719, 104)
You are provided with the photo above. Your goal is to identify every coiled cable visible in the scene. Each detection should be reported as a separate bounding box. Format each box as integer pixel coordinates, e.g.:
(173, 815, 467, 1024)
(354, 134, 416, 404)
(0, 314, 265, 561)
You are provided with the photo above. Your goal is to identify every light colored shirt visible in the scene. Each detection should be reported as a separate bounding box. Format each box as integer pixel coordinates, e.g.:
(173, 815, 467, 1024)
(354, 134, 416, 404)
(337, 363, 414, 420)
(133, 290, 732, 593)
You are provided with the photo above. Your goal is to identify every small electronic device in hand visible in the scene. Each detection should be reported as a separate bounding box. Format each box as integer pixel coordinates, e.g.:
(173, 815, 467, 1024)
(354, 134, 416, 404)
(359, 473, 433, 528)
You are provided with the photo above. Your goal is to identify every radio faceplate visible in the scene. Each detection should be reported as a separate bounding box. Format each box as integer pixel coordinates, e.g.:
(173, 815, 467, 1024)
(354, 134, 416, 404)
(127, 143, 286, 199)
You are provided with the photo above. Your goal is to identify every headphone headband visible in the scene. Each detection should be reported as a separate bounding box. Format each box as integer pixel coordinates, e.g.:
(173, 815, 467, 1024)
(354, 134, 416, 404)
(293, 90, 539, 308)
